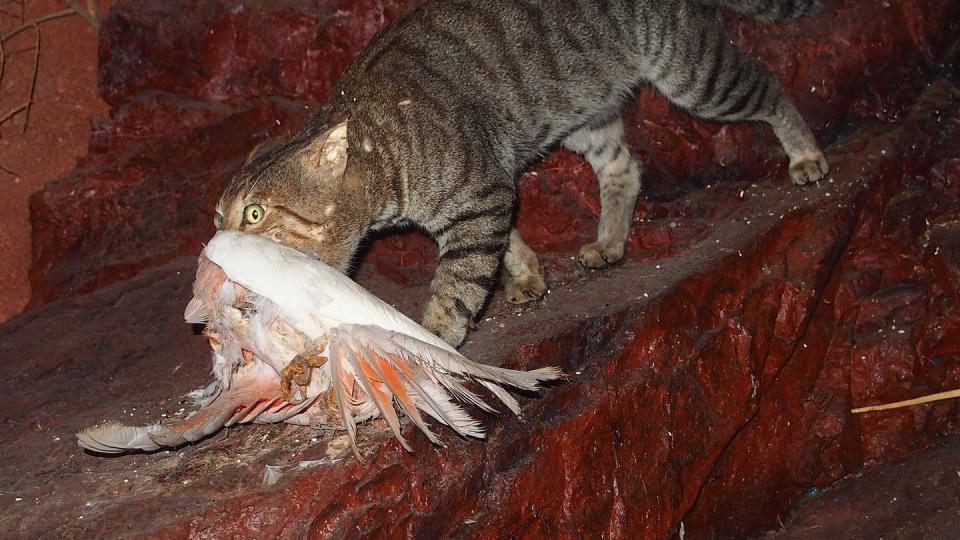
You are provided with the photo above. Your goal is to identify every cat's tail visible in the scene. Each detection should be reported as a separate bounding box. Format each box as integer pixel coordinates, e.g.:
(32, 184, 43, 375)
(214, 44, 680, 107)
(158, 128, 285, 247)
(696, 0, 821, 23)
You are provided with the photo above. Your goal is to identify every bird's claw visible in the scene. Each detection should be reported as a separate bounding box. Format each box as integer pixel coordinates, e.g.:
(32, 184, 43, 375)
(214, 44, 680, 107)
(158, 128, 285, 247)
(280, 352, 328, 405)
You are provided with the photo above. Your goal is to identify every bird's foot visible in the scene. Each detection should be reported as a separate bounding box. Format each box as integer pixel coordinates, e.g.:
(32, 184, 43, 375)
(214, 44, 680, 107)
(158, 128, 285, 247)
(280, 336, 329, 404)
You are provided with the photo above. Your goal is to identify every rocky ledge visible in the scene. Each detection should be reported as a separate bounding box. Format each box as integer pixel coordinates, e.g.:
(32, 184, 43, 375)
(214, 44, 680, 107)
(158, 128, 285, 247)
(3, 0, 960, 537)
(1, 74, 958, 538)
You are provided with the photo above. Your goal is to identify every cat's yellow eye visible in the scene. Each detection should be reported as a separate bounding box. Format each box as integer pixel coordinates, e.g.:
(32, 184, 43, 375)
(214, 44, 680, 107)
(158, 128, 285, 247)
(213, 212, 224, 229)
(243, 204, 265, 225)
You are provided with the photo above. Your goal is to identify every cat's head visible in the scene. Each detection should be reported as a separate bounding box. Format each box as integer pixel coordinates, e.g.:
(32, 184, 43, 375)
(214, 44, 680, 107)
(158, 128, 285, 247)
(215, 120, 369, 271)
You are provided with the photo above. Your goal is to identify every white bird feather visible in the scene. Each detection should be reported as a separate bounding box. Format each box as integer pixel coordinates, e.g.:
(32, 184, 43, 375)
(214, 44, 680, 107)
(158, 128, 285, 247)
(77, 231, 562, 459)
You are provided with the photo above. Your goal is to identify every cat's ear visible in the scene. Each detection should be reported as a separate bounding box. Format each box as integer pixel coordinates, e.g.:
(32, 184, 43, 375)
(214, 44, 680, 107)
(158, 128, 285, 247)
(302, 120, 349, 178)
(244, 132, 291, 166)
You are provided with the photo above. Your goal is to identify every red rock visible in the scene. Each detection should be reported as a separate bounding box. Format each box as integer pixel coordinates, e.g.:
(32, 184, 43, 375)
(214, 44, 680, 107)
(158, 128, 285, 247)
(98, 0, 424, 107)
(28, 96, 313, 306)
(684, 81, 960, 537)
(28, 0, 960, 308)
(12, 0, 960, 534)
(88, 92, 239, 156)
(4, 71, 960, 538)
(772, 435, 960, 538)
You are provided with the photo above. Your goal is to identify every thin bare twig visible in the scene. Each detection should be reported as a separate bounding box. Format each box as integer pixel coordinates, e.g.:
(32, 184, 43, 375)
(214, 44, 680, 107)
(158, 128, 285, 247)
(0, 104, 26, 126)
(0, 0, 25, 25)
(85, 0, 98, 27)
(0, 1, 98, 132)
(63, 0, 97, 31)
(0, 31, 5, 84)
(852, 388, 960, 414)
(20, 22, 38, 134)
(0, 8, 73, 41)
(0, 0, 99, 175)
(3, 44, 36, 55)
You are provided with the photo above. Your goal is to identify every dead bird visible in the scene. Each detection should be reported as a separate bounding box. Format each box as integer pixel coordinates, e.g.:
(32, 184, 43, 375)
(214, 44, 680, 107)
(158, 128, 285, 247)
(76, 231, 561, 458)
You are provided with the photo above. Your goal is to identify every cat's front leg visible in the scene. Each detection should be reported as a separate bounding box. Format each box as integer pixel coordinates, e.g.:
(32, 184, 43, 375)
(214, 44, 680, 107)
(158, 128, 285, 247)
(422, 200, 513, 347)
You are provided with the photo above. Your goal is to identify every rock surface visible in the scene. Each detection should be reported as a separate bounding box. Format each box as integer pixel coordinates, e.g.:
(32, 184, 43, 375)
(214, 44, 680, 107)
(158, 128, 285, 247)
(770, 434, 960, 539)
(0, 0, 108, 323)
(4, 0, 960, 537)
(3, 74, 960, 539)
(29, 95, 312, 302)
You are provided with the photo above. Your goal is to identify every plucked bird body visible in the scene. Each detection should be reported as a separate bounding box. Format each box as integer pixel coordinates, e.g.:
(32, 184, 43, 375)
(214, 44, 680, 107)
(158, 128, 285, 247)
(77, 231, 561, 457)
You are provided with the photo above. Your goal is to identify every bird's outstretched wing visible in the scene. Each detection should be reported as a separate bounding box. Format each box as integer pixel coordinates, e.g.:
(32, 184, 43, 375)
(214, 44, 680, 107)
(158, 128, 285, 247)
(327, 324, 562, 458)
(77, 361, 314, 454)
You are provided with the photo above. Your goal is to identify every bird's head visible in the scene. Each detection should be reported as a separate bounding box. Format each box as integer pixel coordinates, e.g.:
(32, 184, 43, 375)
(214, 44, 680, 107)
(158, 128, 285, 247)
(214, 120, 369, 271)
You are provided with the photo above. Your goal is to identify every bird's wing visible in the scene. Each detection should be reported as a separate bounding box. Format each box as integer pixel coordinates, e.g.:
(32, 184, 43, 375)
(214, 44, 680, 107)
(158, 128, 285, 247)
(202, 230, 336, 317)
(77, 360, 314, 454)
(201, 231, 459, 353)
(326, 324, 562, 459)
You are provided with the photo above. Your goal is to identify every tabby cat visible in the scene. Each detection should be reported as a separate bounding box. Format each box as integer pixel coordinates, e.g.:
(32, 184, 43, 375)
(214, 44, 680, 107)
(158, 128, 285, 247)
(215, 0, 829, 347)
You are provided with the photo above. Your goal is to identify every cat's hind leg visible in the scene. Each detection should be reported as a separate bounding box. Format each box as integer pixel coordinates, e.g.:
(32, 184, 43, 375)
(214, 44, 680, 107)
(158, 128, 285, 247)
(648, 20, 828, 184)
(504, 228, 547, 304)
(562, 116, 642, 270)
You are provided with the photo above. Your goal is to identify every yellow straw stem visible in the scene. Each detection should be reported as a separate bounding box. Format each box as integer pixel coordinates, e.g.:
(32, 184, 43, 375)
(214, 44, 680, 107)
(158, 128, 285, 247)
(851, 388, 960, 414)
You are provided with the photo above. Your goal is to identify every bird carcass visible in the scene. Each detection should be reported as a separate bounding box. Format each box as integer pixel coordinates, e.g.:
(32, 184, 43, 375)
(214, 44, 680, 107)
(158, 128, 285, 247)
(77, 231, 561, 458)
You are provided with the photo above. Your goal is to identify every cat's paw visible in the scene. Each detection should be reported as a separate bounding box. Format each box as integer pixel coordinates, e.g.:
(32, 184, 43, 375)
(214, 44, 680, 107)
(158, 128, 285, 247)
(788, 151, 829, 185)
(421, 300, 468, 348)
(578, 241, 624, 270)
(505, 272, 547, 304)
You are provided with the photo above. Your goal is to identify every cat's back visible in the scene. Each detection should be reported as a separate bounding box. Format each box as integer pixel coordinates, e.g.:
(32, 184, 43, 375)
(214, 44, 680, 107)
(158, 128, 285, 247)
(330, 0, 684, 162)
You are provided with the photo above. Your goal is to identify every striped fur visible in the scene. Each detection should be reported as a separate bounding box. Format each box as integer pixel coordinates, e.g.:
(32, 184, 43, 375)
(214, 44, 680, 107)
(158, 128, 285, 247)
(217, 0, 828, 347)
(696, 0, 820, 22)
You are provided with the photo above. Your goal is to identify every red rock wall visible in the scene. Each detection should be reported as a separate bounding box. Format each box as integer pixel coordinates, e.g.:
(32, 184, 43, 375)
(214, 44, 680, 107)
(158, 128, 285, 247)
(97, 0, 422, 106)
(686, 83, 960, 536)
(28, 0, 960, 305)
(6, 82, 953, 537)
(7, 1, 960, 538)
